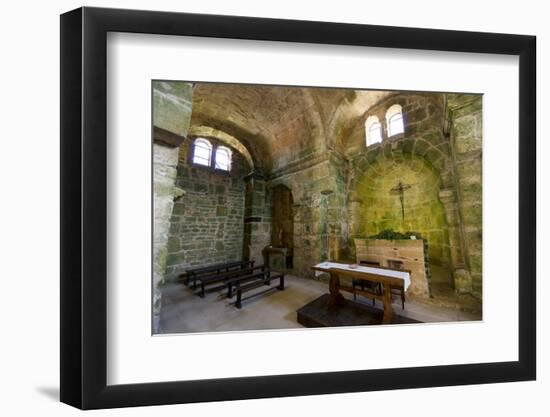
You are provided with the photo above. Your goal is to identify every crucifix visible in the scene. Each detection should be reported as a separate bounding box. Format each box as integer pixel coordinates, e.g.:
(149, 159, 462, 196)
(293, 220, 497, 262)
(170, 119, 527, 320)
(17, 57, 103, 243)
(390, 181, 413, 220)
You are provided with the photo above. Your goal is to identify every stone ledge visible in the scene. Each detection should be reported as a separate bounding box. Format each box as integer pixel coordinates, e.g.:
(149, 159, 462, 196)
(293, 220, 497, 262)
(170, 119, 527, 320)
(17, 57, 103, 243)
(154, 126, 186, 148)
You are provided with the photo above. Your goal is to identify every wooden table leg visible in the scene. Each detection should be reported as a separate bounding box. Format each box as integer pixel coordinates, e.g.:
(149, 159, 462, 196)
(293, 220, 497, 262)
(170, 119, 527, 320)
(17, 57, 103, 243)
(328, 272, 345, 306)
(381, 283, 394, 324)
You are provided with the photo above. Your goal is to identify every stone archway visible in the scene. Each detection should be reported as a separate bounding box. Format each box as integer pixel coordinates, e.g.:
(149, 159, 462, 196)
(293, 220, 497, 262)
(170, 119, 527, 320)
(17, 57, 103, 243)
(187, 125, 255, 171)
(351, 154, 453, 285)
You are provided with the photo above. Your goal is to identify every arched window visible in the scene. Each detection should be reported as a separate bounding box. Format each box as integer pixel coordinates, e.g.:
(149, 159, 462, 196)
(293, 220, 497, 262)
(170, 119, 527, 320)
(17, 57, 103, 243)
(386, 104, 404, 137)
(215, 146, 232, 171)
(365, 115, 382, 147)
(192, 138, 212, 167)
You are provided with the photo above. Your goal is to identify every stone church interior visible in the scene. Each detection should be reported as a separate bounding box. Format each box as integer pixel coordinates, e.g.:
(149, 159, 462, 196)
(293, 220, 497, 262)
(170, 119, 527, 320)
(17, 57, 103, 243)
(152, 81, 482, 334)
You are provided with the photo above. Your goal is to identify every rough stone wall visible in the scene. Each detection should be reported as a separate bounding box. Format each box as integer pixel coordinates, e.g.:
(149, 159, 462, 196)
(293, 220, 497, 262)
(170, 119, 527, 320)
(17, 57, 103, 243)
(269, 151, 348, 278)
(448, 94, 483, 297)
(153, 144, 179, 298)
(152, 81, 193, 332)
(271, 185, 294, 259)
(243, 174, 272, 267)
(164, 138, 251, 278)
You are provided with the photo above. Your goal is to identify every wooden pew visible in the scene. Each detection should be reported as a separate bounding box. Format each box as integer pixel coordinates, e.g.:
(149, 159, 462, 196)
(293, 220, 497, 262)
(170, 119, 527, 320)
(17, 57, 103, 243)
(223, 265, 270, 298)
(233, 271, 285, 309)
(180, 260, 253, 287)
(180, 260, 254, 288)
(197, 265, 266, 298)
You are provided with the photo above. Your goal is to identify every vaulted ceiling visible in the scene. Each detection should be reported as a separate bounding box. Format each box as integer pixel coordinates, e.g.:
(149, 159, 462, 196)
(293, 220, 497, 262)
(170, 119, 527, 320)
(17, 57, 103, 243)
(189, 83, 393, 174)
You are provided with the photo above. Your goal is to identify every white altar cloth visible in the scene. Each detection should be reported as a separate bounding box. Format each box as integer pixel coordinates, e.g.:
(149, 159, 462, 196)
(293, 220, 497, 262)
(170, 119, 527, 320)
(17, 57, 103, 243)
(313, 262, 411, 290)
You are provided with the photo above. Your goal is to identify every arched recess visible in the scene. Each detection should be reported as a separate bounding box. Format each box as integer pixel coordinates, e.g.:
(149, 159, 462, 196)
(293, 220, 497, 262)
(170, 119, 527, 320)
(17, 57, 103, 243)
(351, 154, 453, 281)
(271, 184, 294, 269)
(190, 110, 272, 173)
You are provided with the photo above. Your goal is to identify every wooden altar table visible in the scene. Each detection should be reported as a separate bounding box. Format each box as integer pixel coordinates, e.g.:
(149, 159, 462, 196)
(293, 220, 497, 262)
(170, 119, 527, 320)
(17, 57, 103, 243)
(311, 262, 411, 324)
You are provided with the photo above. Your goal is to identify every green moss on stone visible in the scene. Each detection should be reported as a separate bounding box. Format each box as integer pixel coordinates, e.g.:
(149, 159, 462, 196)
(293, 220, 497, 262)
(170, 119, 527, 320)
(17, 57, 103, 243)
(167, 237, 180, 253)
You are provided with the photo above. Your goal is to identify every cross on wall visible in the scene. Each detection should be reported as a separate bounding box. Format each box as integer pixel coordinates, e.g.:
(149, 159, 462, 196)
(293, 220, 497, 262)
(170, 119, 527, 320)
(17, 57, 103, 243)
(390, 181, 413, 220)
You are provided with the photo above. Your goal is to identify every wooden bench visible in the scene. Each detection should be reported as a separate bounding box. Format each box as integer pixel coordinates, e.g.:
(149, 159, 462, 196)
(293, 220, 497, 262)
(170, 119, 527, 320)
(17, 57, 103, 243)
(233, 271, 285, 309)
(358, 261, 407, 309)
(197, 265, 267, 298)
(352, 261, 382, 306)
(181, 260, 254, 287)
(223, 265, 271, 298)
(180, 260, 254, 288)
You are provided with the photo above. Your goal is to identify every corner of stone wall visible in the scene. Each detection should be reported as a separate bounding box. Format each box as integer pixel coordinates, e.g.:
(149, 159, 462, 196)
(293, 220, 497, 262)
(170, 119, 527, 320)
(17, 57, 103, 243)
(152, 81, 194, 333)
(447, 94, 483, 299)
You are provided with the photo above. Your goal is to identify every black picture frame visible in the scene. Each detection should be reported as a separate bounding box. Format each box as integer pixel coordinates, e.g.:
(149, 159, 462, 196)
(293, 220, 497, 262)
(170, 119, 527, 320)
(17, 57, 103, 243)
(60, 6, 536, 410)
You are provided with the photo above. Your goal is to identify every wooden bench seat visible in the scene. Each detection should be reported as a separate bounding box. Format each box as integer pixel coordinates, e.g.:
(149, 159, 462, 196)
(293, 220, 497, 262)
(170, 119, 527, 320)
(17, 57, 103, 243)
(179, 261, 230, 284)
(181, 260, 252, 284)
(181, 260, 254, 288)
(234, 272, 285, 309)
(197, 265, 267, 298)
(224, 266, 269, 298)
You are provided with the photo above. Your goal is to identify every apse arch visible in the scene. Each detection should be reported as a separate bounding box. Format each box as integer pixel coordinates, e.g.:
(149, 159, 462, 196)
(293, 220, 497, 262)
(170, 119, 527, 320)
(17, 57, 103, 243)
(351, 154, 452, 273)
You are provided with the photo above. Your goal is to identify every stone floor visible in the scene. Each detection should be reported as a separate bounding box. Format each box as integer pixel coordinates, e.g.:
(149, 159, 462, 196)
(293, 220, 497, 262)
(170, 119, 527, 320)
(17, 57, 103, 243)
(158, 274, 482, 334)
